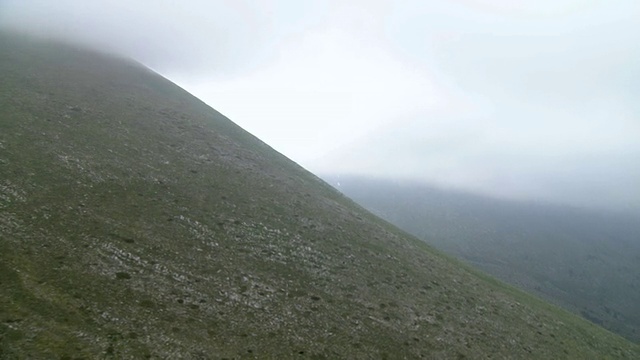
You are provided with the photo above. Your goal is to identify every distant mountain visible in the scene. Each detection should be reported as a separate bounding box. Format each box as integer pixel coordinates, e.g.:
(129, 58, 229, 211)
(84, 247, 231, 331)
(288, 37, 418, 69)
(309, 117, 640, 214)
(1, 31, 639, 358)
(324, 175, 640, 343)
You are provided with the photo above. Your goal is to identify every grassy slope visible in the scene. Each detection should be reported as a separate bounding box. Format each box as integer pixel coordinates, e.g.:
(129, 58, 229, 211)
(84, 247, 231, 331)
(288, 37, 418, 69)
(1, 32, 638, 359)
(324, 175, 640, 343)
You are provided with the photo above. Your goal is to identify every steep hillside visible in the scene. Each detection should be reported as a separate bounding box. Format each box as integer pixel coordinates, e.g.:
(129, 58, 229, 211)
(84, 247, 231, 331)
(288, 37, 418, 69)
(1, 32, 639, 359)
(325, 175, 640, 343)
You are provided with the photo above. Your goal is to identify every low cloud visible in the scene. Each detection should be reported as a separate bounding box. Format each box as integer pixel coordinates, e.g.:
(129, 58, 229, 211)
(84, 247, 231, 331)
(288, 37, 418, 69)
(0, 0, 319, 77)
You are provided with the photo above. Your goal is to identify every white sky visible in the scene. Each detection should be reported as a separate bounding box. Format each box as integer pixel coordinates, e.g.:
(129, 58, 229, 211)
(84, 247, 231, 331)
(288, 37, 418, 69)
(1, 0, 639, 212)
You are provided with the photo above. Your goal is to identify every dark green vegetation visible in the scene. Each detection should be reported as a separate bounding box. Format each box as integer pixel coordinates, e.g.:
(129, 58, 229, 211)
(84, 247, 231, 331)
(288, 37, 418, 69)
(326, 176, 640, 343)
(1, 32, 639, 359)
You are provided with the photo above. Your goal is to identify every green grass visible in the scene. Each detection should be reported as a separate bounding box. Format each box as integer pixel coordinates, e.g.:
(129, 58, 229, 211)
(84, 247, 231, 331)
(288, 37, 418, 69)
(1, 31, 639, 359)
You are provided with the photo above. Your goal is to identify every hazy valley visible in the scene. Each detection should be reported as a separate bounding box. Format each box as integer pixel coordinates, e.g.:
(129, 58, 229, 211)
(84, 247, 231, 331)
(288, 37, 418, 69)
(325, 175, 640, 343)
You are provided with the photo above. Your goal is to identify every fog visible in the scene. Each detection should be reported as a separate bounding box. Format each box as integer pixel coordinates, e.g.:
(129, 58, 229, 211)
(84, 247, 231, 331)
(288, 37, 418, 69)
(2, 0, 639, 213)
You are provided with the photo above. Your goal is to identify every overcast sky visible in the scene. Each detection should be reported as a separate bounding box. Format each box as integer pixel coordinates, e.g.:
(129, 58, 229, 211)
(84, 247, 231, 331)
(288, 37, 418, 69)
(1, 0, 639, 212)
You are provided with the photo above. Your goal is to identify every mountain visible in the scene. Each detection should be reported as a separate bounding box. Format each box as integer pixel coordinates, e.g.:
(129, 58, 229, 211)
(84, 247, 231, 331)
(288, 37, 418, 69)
(324, 175, 640, 343)
(1, 31, 639, 359)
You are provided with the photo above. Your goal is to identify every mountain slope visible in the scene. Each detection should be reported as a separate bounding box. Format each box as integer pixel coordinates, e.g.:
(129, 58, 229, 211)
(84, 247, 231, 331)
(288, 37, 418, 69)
(1, 32, 639, 359)
(324, 175, 640, 343)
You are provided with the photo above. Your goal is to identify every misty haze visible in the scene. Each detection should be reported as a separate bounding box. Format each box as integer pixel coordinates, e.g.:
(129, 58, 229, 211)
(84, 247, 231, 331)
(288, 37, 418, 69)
(1, 0, 639, 358)
(2, 0, 639, 213)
